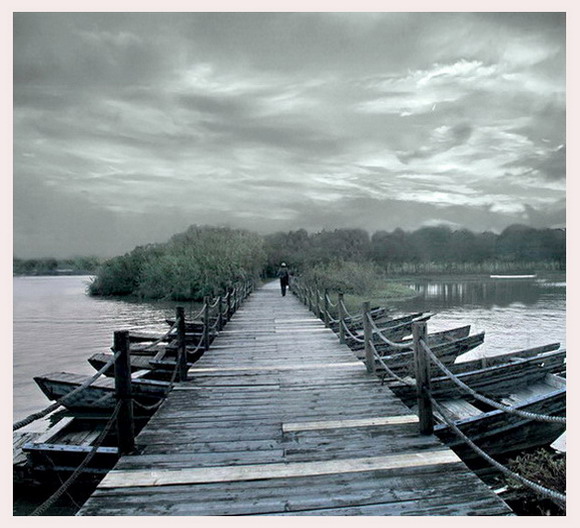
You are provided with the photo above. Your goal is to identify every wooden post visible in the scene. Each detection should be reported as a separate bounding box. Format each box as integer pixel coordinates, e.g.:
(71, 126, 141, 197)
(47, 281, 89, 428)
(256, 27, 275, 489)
(338, 293, 346, 345)
(114, 330, 135, 455)
(176, 307, 188, 382)
(315, 289, 321, 320)
(362, 302, 374, 374)
(217, 295, 224, 331)
(323, 289, 330, 328)
(203, 296, 210, 351)
(226, 289, 232, 321)
(413, 321, 433, 435)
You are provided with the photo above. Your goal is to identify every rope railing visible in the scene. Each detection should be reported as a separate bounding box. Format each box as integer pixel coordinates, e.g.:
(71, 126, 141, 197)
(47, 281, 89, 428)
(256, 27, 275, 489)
(138, 320, 179, 352)
(420, 339, 566, 424)
(340, 318, 365, 343)
(430, 396, 566, 506)
(13, 353, 120, 431)
(366, 312, 409, 350)
(370, 341, 415, 386)
(30, 401, 123, 516)
(325, 293, 338, 309)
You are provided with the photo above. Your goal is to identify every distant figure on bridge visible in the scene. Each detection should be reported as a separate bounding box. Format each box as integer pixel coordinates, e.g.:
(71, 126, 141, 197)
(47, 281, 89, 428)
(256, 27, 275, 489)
(277, 263, 290, 297)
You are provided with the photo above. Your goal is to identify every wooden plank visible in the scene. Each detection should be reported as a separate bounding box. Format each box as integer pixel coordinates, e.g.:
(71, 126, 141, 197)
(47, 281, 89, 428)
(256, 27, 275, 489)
(99, 450, 460, 488)
(188, 361, 364, 373)
(283, 415, 419, 432)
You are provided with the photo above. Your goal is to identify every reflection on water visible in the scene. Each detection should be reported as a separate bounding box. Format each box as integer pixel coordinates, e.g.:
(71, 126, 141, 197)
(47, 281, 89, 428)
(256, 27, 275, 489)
(397, 274, 566, 361)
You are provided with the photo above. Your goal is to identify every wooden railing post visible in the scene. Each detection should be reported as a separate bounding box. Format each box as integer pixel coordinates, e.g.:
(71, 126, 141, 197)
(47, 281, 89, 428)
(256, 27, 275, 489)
(176, 306, 188, 382)
(413, 321, 433, 435)
(323, 289, 330, 328)
(362, 302, 374, 374)
(114, 330, 135, 455)
(315, 289, 321, 319)
(307, 287, 312, 312)
(203, 296, 210, 351)
(217, 295, 224, 331)
(226, 289, 232, 321)
(338, 293, 346, 345)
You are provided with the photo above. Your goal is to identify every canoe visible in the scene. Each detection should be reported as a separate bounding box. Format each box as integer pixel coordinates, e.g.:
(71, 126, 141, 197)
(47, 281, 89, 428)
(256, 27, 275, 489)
(450, 342, 561, 374)
(345, 313, 433, 346)
(330, 309, 414, 332)
(350, 325, 471, 353)
(34, 371, 170, 412)
(388, 349, 566, 405)
(434, 373, 565, 460)
(20, 416, 119, 475)
(372, 332, 485, 377)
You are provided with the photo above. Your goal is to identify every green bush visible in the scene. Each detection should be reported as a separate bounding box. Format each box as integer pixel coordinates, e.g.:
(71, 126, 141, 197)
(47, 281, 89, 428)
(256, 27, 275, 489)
(89, 226, 266, 300)
(300, 260, 383, 296)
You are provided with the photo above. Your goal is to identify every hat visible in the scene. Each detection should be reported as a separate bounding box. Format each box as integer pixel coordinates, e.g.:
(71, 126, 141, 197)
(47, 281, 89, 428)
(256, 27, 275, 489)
(281, 262, 287, 267)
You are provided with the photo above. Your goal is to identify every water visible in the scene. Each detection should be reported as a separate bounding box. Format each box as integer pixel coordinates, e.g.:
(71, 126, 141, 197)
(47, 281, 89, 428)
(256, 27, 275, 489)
(395, 273, 566, 361)
(13, 275, 200, 426)
(13, 273, 566, 427)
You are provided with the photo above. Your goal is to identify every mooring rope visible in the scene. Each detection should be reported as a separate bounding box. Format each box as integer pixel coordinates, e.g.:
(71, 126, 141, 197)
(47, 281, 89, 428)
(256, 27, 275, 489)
(13, 353, 120, 431)
(138, 321, 179, 352)
(341, 319, 365, 343)
(30, 401, 123, 516)
(430, 396, 566, 505)
(421, 340, 566, 424)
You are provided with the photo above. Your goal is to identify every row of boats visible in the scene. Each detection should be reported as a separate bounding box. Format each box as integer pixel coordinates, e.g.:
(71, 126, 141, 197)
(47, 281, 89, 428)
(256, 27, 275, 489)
(330, 307, 566, 463)
(14, 301, 566, 486)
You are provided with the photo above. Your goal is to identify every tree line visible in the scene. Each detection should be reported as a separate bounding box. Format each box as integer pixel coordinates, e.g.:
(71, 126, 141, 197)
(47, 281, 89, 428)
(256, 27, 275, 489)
(264, 225, 565, 275)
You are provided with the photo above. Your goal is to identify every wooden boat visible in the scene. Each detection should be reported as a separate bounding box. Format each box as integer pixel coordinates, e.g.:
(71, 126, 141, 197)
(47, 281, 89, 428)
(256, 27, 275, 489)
(34, 371, 170, 412)
(434, 373, 565, 460)
(388, 349, 566, 405)
(372, 332, 485, 376)
(449, 342, 561, 374)
(129, 330, 208, 347)
(345, 313, 433, 346)
(20, 416, 119, 475)
(349, 324, 470, 353)
(329, 308, 406, 332)
(165, 318, 205, 332)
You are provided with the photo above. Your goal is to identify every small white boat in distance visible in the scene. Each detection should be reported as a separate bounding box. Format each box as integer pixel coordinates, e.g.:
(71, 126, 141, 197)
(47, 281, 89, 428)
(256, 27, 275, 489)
(490, 274, 537, 279)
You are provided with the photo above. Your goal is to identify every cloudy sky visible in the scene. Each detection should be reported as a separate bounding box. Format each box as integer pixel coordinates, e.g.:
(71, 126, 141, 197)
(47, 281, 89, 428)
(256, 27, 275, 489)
(13, 12, 566, 258)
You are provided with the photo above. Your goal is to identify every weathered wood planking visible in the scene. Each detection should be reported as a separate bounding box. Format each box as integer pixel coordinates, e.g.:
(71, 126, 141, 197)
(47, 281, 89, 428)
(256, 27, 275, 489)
(78, 280, 512, 516)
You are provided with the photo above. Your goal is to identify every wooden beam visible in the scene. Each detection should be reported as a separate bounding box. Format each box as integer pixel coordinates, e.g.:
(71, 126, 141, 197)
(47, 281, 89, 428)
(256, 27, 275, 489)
(282, 415, 419, 432)
(98, 449, 461, 488)
(188, 362, 365, 373)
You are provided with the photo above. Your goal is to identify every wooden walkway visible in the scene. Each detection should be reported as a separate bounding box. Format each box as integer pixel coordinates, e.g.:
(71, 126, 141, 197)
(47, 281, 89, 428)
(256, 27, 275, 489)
(78, 281, 512, 516)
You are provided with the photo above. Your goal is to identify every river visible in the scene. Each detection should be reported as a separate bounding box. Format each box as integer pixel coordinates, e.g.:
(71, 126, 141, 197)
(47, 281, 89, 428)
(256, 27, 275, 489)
(13, 273, 566, 427)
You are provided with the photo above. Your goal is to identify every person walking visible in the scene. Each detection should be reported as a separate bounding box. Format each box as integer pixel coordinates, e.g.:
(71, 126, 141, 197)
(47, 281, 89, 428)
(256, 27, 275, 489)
(277, 262, 290, 296)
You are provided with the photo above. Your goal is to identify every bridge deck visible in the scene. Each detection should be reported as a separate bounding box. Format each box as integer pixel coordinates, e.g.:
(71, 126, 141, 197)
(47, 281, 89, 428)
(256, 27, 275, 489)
(78, 281, 511, 516)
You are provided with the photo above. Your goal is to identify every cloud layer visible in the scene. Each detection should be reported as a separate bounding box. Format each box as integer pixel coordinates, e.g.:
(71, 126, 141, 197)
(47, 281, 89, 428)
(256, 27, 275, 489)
(13, 13, 566, 257)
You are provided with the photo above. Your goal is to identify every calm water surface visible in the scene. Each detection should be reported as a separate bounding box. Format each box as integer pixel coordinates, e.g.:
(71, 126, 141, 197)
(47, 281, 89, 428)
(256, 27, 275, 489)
(396, 273, 566, 359)
(13, 275, 199, 425)
(13, 273, 566, 427)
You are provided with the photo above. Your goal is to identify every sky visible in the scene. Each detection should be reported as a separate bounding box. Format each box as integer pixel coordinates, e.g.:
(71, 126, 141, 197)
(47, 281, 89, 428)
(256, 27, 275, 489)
(13, 12, 566, 258)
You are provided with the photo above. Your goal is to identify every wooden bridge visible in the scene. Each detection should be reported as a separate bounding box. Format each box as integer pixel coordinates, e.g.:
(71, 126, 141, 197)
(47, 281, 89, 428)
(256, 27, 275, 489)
(78, 281, 512, 516)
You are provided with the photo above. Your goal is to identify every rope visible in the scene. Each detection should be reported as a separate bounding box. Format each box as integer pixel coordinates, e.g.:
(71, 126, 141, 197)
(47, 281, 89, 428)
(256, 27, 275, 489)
(341, 319, 365, 343)
(339, 298, 357, 320)
(208, 297, 220, 309)
(190, 304, 206, 320)
(370, 342, 415, 386)
(421, 340, 566, 424)
(139, 321, 178, 351)
(430, 396, 566, 505)
(366, 312, 409, 350)
(325, 293, 338, 309)
(13, 353, 119, 431)
(30, 401, 123, 516)
(133, 339, 189, 412)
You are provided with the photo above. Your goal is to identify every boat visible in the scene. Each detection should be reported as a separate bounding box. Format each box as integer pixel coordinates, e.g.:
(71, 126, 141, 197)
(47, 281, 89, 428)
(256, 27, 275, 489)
(165, 318, 205, 332)
(345, 313, 433, 345)
(20, 416, 119, 476)
(388, 349, 566, 405)
(348, 324, 471, 353)
(34, 371, 170, 412)
(434, 373, 565, 461)
(329, 308, 406, 332)
(372, 332, 485, 376)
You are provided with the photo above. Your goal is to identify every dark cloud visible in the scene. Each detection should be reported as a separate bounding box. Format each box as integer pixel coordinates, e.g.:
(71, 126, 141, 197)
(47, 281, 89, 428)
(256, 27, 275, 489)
(13, 13, 566, 257)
